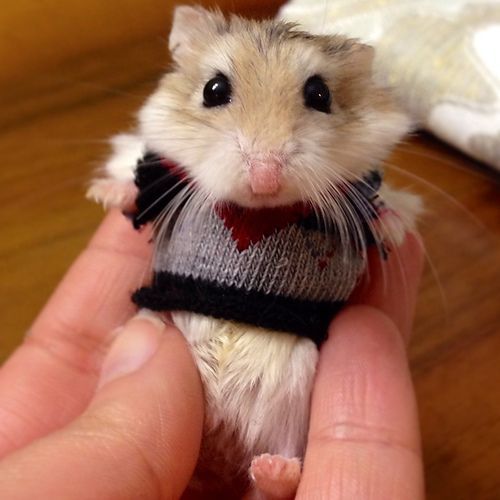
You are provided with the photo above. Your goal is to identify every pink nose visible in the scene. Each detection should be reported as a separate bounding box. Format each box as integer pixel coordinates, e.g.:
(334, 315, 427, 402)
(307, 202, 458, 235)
(249, 158, 283, 195)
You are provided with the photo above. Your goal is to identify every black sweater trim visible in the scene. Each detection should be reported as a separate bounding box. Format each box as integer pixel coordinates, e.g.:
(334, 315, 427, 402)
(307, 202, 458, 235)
(133, 153, 188, 229)
(131, 151, 384, 242)
(132, 273, 345, 346)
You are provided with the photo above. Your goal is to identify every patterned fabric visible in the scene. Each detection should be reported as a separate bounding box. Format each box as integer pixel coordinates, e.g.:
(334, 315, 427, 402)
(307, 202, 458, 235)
(278, 0, 500, 171)
(132, 153, 383, 344)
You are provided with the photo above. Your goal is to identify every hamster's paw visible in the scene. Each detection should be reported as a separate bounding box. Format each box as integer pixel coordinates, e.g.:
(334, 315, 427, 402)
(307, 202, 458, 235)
(249, 454, 301, 500)
(375, 189, 423, 247)
(374, 209, 408, 247)
(86, 178, 137, 211)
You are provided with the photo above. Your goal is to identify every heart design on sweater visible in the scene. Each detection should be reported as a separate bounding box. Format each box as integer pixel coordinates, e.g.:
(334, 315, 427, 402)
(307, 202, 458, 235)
(215, 203, 312, 251)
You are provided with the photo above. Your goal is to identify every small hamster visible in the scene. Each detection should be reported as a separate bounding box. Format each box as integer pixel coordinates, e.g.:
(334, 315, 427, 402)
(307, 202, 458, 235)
(88, 6, 422, 498)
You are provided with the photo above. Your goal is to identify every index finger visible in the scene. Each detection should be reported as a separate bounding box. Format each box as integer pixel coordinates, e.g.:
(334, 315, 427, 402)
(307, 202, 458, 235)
(298, 234, 425, 499)
(349, 233, 424, 340)
(0, 210, 152, 457)
(298, 307, 424, 499)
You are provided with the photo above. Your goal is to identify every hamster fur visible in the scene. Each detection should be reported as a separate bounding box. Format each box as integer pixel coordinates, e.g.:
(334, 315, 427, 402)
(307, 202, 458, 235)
(88, 6, 422, 498)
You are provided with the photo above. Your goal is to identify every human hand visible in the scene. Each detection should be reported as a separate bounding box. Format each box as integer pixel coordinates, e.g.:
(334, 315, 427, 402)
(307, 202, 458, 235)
(295, 234, 425, 499)
(0, 210, 424, 499)
(0, 210, 203, 498)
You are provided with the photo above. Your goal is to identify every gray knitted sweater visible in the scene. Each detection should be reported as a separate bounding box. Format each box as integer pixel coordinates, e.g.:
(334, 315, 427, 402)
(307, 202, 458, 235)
(132, 153, 382, 345)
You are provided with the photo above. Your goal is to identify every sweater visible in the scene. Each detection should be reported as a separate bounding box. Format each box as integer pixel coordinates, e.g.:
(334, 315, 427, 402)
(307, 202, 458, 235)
(131, 153, 383, 345)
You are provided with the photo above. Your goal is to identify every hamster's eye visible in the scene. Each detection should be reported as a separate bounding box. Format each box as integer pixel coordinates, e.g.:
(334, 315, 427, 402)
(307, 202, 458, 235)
(203, 74, 232, 108)
(303, 75, 331, 114)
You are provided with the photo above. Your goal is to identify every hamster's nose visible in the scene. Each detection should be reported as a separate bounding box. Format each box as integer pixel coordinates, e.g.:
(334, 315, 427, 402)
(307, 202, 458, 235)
(248, 158, 283, 195)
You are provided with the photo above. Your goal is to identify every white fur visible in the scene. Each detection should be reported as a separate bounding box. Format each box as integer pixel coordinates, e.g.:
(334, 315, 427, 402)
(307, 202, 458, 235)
(104, 133, 145, 181)
(376, 184, 423, 245)
(86, 133, 144, 208)
(86, 177, 137, 209)
(172, 312, 318, 463)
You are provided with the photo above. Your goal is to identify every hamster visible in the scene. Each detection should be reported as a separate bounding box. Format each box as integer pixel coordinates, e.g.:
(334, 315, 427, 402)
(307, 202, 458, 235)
(88, 6, 422, 499)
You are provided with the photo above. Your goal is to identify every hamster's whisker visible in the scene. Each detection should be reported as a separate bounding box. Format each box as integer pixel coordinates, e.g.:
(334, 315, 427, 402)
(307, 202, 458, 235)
(336, 167, 441, 311)
(153, 184, 199, 259)
(301, 166, 351, 252)
(331, 162, 445, 309)
(43, 138, 111, 145)
(317, 183, 357, 263)
(413, 235, 450, 323)
(325, 142, 489, 237)
(9, 172, 102, 210)
(382, 161, 491, 237)
(309, 184, 334, 234)
(347, 185, 394, 293)
(325, 161, 390, 282)
(153, 183, 192, 233)
(175, 188, 208, 234)
(395, 143, 496, 181)
(335, 189, 368, 262)
(292, 168, 333, 233)
(155, 184, 194, 232)
(342, 182, 390, 289)
(136, 176, 189, 222)
(321, 167, 368, 258)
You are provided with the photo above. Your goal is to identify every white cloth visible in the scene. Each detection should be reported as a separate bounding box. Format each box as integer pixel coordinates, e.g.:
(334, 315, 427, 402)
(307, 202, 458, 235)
(278, 0, 500, 171)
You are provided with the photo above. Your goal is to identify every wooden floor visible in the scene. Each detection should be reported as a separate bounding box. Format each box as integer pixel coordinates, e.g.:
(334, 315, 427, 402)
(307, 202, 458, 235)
(1, 14, 499, 500)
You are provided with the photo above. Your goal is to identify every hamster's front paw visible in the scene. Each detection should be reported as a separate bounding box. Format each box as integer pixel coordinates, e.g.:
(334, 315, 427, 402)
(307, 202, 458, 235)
(86, 178, 137, 211)
(374, 209, 408, 247)
(249, 454, 301, 500)
(375, 189, 423, 247)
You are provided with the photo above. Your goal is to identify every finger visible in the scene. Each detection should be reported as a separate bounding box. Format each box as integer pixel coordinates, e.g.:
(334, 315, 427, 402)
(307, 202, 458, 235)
(298, 306, 424, 500)
(0, 313, 204, 500)
(0, 210, 152, 457)
(350, 233, 424, 341)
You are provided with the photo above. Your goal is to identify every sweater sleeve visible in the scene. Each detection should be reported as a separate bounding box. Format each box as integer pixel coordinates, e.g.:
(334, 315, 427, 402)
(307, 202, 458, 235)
(299, 169, 384, 251)
(349, 170, 385, 249)
(132, 152, 188, 229)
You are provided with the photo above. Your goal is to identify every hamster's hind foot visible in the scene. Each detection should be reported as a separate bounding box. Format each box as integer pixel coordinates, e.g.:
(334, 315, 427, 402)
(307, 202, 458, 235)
(249, 454, 301, 500)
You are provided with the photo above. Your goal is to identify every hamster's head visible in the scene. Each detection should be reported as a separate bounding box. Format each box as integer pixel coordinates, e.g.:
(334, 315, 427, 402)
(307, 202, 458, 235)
(139, 6, 410, 209)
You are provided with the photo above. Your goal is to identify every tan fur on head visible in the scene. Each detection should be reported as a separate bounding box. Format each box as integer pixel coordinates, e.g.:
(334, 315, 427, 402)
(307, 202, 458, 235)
(90, 6, 419, 254)
(139, 6, 410, 212)
(169, 6, 227, 64)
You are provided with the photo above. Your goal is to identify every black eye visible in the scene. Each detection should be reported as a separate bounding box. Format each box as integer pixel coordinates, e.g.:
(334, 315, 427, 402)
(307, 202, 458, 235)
(203, 73, 232, 108)
(303, 75, 331, 114)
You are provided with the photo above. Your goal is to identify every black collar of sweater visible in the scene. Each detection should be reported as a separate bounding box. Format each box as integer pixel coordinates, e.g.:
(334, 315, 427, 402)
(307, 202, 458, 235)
(132, 151, 383, 232)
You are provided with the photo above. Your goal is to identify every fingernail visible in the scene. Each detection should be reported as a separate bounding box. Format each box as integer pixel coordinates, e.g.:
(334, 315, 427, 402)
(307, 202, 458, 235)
(98, 311, 165, 388)
(136, 308, 166, 329)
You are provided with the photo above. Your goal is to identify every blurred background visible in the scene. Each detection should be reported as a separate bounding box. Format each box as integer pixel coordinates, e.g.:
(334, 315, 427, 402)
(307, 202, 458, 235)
(0, 1, 499, 498)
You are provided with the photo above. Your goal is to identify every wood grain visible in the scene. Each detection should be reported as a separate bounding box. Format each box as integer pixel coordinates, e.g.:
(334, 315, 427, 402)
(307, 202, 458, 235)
(0, 3, 499, 499)
(0, 0, 276, 88)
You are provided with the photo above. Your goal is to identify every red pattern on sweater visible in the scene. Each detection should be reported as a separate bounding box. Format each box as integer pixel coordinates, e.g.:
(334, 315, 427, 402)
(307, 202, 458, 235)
(215, 203, 312, 251)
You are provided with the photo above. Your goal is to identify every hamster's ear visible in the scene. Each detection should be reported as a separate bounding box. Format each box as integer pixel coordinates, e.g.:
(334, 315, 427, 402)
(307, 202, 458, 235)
(344, 41, 375, 75)
(325, 36, 375, 77)
(169, 6, 227, 63)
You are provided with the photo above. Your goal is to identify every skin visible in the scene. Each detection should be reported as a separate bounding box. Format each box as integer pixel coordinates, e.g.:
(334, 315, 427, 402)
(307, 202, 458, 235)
(0, 209, 424, 499)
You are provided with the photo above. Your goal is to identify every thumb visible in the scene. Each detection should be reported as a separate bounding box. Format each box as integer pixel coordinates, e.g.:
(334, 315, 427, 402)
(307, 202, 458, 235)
(0, 312, 204, 500)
